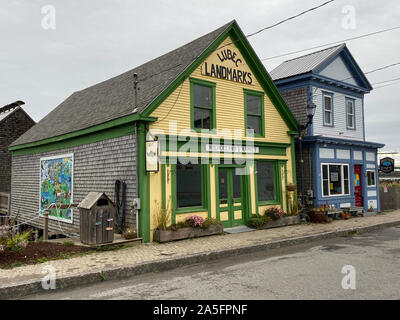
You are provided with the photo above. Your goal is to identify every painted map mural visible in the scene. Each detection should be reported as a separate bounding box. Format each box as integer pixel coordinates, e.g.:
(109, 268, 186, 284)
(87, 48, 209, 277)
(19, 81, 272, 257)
(40, 155, 73, 222)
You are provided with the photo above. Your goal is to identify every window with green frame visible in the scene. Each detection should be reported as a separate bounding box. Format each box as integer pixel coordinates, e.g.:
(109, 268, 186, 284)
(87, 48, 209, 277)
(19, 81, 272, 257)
(174, 161, 208, 211)
(244, 89, 264, 137)
(256, 160, 280, 203)
(190, 78, 216, 131)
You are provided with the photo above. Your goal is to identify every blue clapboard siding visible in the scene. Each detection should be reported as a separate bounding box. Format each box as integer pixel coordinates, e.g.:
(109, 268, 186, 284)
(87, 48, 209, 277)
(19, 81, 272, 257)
(311, 86, 364, 141)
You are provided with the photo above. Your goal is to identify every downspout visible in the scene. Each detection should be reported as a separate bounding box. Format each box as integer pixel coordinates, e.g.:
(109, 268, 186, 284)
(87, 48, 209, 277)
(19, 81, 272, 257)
(133, 73, 139, 236)
(135, 122, 139, 235)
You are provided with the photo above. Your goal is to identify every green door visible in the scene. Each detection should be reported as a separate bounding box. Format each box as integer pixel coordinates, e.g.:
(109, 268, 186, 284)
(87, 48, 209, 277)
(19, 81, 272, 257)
(218, 167, 243, 228)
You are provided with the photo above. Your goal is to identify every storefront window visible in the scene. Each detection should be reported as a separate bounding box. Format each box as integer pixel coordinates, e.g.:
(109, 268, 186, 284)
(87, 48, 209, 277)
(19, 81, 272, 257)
(321, 164, 350, 197)
(176, 162, 203, 208)
(257, 161, 275, 202)
(367, 170, 376, 186)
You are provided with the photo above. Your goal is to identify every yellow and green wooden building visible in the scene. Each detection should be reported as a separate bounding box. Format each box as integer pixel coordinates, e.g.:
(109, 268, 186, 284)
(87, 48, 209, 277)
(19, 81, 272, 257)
(9, 20, 298, 242)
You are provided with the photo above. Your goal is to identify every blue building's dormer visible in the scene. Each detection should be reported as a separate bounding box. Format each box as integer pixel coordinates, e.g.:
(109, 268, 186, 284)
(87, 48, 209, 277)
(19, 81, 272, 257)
(270, 44, 384, 214)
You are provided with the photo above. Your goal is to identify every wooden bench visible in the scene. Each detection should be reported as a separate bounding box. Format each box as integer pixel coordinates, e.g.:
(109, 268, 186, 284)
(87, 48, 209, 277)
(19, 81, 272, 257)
(342, 206, 364, 217)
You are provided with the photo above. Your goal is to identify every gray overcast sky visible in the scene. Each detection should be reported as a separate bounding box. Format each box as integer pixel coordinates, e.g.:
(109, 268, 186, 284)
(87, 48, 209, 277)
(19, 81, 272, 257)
(1, 0, 399, 161)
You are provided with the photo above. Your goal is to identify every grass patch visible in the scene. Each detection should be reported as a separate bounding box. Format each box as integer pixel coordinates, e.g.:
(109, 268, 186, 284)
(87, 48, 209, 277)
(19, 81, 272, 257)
(37, 257, 48, 263)
(62, 241, 75, 246)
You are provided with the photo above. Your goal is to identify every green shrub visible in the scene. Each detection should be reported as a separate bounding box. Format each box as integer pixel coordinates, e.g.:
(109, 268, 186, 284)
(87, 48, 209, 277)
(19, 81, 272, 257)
(246, 215, 264, 229)
(265, 207, 285, 221)
(261, 214, 271, 223)
(202, 218, 220, 229)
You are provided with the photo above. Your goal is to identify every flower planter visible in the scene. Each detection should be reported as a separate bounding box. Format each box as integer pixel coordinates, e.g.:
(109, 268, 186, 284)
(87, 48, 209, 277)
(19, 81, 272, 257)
(261, 215, 300, 229)
(310, 211, 328, 223)
(153, 224, 223, 243)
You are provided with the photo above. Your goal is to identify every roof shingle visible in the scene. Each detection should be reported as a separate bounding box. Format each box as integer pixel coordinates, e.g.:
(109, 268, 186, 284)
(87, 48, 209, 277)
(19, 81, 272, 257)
(11, 21, 234, 147)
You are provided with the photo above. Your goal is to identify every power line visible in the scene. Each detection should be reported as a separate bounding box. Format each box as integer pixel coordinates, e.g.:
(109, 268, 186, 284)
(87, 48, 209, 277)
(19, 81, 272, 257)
(374, 80, 400, 89)
(262, 26, 400, 61)
(218, 0, 335, 51)
(309, 60, 400, 98)
(372, 77, 400, 85)
(246, 0, 335, 39)
(154, 1, 336, 120)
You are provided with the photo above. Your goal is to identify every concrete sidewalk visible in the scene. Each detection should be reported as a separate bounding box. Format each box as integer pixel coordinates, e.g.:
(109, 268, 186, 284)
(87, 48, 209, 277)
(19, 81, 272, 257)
(1, 210, 400, 299)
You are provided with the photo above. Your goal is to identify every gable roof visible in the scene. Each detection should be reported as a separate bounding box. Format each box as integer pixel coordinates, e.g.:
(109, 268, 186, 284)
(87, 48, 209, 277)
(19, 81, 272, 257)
(270, 44, 372, 91)
(0, 106, 34, 126)
(270, 44, 345, 80)
(78, 192, 114, 210)
(11, 20, 297, 149)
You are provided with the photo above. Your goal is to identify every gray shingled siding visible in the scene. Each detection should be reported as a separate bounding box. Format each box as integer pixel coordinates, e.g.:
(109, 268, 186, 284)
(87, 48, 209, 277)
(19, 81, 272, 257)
(0, 108, 35, 193)
(295, 144, 314, 200)
(279, 87, 308, 128)
(279, 87, 315, 202)
(10, 134, 137, 235)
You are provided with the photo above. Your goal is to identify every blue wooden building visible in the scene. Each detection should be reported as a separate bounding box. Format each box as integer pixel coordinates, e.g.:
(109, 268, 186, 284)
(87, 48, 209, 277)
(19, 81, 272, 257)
(271, 44, 384, 212)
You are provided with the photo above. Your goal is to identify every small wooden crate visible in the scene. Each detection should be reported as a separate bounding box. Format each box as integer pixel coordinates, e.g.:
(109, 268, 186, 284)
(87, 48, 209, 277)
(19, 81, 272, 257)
(78, 192, 115, 245)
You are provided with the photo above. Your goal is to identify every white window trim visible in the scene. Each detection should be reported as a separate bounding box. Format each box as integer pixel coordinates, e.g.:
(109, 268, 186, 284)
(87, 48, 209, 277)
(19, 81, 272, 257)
(321, 163, 350, 197)
(323, 94, 333, 126)
(346, 99, 355, 129)
(367, 170, 376, 187)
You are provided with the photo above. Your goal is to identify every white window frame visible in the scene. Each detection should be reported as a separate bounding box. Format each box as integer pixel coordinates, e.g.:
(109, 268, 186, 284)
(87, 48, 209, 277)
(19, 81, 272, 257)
(367, 170, 376, 187)
(321, 163, 350, 197)
(346, 99, 355, 129)
(323, 94, 333, 126)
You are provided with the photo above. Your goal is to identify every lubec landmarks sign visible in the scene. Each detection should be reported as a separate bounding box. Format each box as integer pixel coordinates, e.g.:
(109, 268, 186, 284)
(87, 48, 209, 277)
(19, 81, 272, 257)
(202, 40, 254, 85)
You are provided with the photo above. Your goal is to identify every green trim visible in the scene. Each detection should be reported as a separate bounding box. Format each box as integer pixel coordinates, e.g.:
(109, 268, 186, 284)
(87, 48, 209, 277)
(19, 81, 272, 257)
(207, 165, 212, 219)
(137, 122, 150, 243)
(9, 113, 157, 152)
(254, 160, 283, 215)
(141, 21, 297, 132)
(215, 165, 248, 227)
(244, 88, 265, 138)
(141, 24, 233, 118)
(190, 78, 216, 132)
(161, 164, 166, 210)
(284, 163, 289, 213)
(290, 136, 298, 205)
(171, 163, 209, 220)
(158, 135, 289, 157)
(12, 122, 136, 157)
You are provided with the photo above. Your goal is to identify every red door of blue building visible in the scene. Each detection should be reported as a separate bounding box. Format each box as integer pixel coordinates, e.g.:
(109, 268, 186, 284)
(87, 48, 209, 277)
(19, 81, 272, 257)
(354, 165, 363, 207)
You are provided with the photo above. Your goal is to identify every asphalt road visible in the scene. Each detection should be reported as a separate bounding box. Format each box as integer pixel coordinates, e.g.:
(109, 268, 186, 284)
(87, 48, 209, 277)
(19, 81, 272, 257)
(23, 226, 400, 300)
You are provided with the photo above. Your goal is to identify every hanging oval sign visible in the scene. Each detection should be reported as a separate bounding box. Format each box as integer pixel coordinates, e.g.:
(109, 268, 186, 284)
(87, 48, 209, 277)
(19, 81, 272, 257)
(379, 157, 395, 173)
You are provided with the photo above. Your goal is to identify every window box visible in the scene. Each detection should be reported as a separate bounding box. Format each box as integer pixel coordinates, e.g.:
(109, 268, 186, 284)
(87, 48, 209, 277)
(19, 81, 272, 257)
(153, 224, 223, 243)
(261, 215, 300, 229)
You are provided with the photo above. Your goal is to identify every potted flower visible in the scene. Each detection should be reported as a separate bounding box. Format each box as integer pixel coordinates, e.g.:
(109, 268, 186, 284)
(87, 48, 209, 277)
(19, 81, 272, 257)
(247, 206, 300, 229)
(153, 201, 223, 242)
(310, 206, 329, 223)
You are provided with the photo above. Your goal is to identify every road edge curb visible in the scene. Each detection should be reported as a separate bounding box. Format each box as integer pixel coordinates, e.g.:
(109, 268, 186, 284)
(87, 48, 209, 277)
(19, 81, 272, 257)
(1, 219, 399, 299)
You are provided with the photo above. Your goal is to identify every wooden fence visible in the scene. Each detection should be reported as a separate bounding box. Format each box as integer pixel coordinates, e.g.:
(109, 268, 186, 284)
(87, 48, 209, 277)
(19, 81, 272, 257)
(380, 185, 400, 211)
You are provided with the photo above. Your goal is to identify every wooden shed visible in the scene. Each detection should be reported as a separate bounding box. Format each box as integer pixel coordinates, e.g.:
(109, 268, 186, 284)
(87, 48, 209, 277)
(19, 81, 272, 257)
(78, 192, 115, 245)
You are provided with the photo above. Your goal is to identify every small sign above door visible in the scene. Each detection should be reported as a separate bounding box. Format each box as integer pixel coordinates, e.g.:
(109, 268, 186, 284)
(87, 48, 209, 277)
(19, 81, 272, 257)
(205, 144, 259, 154)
